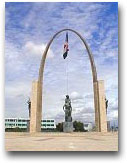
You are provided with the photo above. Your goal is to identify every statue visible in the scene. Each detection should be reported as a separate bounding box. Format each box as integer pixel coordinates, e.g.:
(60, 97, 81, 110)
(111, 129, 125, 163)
(63, 95, 72, 122)
(27, 98, 31, 132)
(27, 98, 31, 118)
(105, 97, 108, 115)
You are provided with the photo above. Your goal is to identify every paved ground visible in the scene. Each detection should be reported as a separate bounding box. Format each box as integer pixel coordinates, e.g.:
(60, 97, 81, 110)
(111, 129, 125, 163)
(5, 132, 118, 151)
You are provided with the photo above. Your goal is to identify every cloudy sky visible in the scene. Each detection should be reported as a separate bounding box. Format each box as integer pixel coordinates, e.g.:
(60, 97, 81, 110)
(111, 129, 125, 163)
(5, 2, 118, 126)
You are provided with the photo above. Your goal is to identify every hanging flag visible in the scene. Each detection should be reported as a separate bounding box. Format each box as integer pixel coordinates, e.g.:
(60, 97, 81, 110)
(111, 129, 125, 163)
(63, 32, 69, 59)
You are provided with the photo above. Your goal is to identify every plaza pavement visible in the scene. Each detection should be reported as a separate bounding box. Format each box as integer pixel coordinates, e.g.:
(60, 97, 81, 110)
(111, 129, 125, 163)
(5, 132, 118, 151)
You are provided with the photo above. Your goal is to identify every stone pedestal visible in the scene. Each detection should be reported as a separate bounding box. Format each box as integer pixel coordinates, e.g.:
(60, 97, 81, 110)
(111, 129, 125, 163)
(63, 122, 73, 133)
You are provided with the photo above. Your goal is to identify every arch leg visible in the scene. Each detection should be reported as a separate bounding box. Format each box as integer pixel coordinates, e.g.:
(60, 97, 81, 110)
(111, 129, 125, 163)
(94, 80, 107, 132)
(30, 80, 42, 133)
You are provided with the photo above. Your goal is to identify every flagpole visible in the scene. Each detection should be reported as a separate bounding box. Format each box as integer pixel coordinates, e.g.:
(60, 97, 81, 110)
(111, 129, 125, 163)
(66, 31, 69, 95)
(66, 56, 68, 95)
(63, 31, 69, 95)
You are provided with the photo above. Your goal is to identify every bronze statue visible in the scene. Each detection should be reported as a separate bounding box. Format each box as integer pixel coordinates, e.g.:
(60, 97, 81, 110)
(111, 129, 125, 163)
(105, 97, 108, 114)
(63, 95, 72, 122)
(27, 98, 31, 118)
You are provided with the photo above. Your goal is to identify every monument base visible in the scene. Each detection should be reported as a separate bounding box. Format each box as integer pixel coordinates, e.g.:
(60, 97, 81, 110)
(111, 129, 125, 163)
(63, 122, 73, 133)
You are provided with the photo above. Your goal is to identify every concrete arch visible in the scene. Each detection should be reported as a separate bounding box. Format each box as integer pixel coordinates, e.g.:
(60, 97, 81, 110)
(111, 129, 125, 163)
(38, 28, 97, 84)
(30, 29, 107, 133)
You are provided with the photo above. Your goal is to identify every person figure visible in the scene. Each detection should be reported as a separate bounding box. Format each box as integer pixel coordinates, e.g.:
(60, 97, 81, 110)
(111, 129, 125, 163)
(63, 95, 72, 122)
(105, 97, 108, 115)
(27, 98, 31, 118)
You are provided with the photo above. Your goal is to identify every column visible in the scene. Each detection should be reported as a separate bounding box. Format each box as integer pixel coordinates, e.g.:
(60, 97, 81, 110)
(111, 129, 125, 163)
(30, 80, 42, 133)
(94, 81, 100, 132)
(94, 80, 107, 132)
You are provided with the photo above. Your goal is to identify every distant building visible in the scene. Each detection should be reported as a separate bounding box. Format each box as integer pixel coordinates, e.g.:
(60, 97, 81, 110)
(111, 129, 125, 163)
(5, 118, 56, 130)
(5, 118, 28, 129)
(84, 123, 93, 131)
(42, 119, 56, 130)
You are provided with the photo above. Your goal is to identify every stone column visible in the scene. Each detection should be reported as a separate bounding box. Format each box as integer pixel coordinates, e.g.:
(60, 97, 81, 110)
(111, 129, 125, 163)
(94, 80, 107, 132)
(30, 80, 42, 133)
(94, 81, 100, 132)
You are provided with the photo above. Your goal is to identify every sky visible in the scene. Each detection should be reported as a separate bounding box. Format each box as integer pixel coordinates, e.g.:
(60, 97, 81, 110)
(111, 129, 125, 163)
(5, 2, 118, 126)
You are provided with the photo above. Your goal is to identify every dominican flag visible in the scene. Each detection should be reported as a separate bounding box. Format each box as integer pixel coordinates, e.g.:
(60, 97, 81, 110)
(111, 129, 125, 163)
(63, 32, 69, 59)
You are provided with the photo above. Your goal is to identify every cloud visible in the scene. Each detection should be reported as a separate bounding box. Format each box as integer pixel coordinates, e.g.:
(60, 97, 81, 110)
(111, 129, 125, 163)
(70, 91, 83, 100)
(5, 81, 31, 98)
(5, 80, 31, 118)
(108, 110, 118, 121)
(85, 93, 94, 99)
(24, 41, 54, 58)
